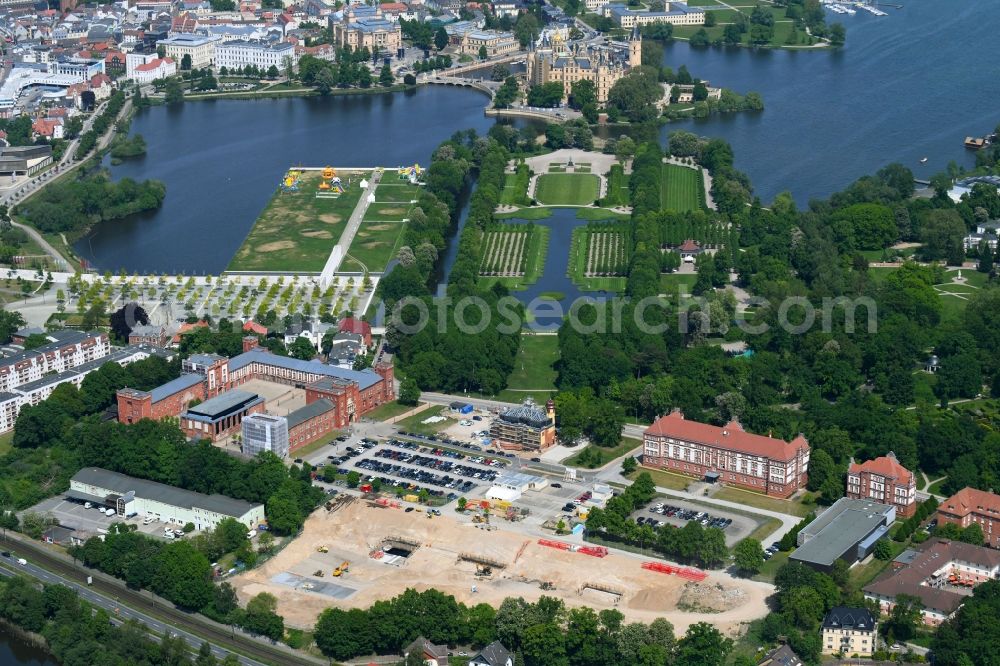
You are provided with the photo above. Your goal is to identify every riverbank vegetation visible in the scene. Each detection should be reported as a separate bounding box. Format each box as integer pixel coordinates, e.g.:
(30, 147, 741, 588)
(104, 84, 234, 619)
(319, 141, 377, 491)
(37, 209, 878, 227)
(109, 133, 147, 161)
(15, 170, 166, 237)
(74, 90, 127, 160)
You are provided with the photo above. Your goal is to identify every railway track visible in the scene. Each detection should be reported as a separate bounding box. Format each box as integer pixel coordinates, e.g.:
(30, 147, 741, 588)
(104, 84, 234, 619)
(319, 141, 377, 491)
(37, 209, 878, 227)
(0, 533, 315, 666)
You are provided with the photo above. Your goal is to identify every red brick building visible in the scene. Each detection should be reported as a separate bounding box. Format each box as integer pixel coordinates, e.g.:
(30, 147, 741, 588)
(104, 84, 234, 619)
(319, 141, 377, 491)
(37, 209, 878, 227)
(287, 399, 337, 452)
(116, 354, 228, 424)
(938, 487, 1000, 548)
(642, 410, 810, 498)
(846, 452, 917, 517)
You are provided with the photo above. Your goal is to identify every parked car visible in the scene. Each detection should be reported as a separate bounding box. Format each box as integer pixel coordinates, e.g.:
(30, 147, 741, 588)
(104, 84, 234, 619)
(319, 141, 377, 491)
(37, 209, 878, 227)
(530, 457, 541, 463)
(551, 483, 562, 488)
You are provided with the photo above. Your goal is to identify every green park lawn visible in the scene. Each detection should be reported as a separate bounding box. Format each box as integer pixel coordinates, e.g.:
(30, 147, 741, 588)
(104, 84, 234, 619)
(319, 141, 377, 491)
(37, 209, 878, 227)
(564, 437, 642, 469)
(710, 486, 815, 518)
(228, 170, 369, 272)
(374, 181, 422, 203)
(506, 335, 560, 392)
(501, 169, 531, 206)
(534, 174, 601, 206)
(659, 272, 697, 294)
(395, 405, 454, 435)
(342, 221, 407, 273)
(671, 6, 815, 48)
(630, 467, 694, 491)
(661, 164, 704, 212)
(575, 207, 630, 221)
(495, 206, 553, 221)
(366, 400, 422, 422)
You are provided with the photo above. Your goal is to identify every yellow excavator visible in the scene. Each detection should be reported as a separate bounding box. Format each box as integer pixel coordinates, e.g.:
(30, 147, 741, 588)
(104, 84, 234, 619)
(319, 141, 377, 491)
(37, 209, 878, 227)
(316, 546, 329, 553)
(332, 561, 350, 577)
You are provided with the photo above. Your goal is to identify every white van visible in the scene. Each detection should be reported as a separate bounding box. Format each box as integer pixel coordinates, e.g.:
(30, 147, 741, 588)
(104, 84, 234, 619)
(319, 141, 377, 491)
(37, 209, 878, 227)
(104, 508, 116, 517)
(246, 530, 257, 540)
(84, 502, 92, 510)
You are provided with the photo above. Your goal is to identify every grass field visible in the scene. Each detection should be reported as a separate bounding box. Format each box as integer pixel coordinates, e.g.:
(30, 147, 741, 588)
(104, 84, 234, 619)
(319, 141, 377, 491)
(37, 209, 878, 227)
(506, 334, 560, 392)
(395, 405, 454, 435)
(671, 5, 819, 48)
(290, 431, 345, 458)
(495, 207, 553, 220)
(631, 467, 695, 491)
(564, 437, 642, 469)
(659, 272, 698, 294)
(342, 221, 407, 273)
(501, 166, 531, 206)
(228, 170, 369, 272)
(600, 164, 630, 207)
(375, 182, 421, 202)
(365, 400, 423, 422)
(575, 207, 630, 221)
(661, 164, 703, 212)
(710, 486, 815, 518)
(534, 173, 600, 206)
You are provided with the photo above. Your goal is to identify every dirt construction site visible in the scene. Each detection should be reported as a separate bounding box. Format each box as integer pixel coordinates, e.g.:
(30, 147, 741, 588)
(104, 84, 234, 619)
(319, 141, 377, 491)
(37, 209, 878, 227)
(232, 498, 773, 636)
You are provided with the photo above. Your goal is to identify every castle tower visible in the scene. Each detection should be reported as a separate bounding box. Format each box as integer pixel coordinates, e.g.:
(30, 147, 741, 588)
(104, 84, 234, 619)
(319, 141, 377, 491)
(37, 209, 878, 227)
(546, 398, 555, 425)
(629, 24, 642, 69)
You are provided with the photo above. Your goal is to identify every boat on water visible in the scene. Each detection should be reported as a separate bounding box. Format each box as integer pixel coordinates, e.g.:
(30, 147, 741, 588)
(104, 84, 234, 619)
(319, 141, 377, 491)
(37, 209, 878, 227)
(965, 136, 989, 150)
(919, 157, 928, 164)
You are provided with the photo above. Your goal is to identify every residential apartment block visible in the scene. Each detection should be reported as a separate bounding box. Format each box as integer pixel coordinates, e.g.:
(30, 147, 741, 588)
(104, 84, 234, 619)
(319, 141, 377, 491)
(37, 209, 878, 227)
(937, 487, 1000, 547)
(846, 451, 917, 518)
(821, 607, 876, 657)
(0, 330, 110, 393)
(642, 410, 810, 498)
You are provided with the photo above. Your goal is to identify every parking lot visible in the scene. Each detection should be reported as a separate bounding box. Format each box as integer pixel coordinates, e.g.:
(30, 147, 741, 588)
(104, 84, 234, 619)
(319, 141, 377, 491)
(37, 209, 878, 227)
(24, 495, 196, 541)
(633, 498, 759, 547)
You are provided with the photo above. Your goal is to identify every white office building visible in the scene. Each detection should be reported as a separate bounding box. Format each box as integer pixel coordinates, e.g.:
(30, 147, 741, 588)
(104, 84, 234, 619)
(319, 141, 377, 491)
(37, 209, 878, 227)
(69, 467, 265, 530)
(242, 412, 290, 458)
(215, 40, 296, 71)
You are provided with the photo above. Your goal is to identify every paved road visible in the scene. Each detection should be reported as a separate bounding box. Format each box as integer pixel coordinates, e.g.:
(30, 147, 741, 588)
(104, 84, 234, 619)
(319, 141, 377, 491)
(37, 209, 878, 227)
(0, 532, 318, 665)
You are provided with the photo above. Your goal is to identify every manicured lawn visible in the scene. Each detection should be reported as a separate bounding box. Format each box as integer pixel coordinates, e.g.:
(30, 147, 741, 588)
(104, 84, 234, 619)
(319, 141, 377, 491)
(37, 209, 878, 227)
(495, 207, 553, 220)
(291, 431, 345, 458)
(600, 164, 630, 207)
(342, 221, 407, 273)
(395, 404, 454, 435)
(374, 182, 421, 203)
(564, 437, 642, 469)
(632, 467, 696, 491)
(710, 486, 814, 518)
(493, 389, 553, 404)
(672, 6, 817, 48)
(501, 168, 531, 206)
(575, 207, 630, 221)
(228, 170, 369, 272)
(659, 272, 697, 294)
(506, 335, 560, 392)
(365, 202, 413, 221)
(366, 400, 423, 422)
(848, 542, 904, 588)
(660, 163, 703, 212)
(534, 174, 600, 206)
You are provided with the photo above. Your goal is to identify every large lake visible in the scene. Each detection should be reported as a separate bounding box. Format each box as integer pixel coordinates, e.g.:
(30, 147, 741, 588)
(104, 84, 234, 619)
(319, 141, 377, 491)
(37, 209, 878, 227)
(74, 0, 997, 274)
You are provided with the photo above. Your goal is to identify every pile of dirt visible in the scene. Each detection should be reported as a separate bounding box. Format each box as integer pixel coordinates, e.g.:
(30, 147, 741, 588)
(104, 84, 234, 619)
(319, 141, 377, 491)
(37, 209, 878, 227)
(676, 582, 747, 613)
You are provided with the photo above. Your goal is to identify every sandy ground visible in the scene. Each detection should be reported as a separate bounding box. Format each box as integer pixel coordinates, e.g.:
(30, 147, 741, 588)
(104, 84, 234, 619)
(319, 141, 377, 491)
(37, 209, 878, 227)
(232, 500, 772, 636)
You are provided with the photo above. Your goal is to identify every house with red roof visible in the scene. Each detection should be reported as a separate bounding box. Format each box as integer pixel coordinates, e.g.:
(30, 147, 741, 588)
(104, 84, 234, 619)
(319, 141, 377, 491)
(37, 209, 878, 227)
(677, 238, 702, 263)
(847, 452, 916, 517)
(338, 317, 372, 347)
(937, 487, 1000, 548)
(642, 410, 810, 497)
(242, 320, 268, 336)
(172, 320, 210, 346)
(89, 73, 113, 100)
(32, 117, 63, 140)
(130, 57, 176, 84)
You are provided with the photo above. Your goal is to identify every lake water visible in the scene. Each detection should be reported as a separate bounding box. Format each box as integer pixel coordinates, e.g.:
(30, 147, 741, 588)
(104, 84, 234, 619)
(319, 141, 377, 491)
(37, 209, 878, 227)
(0, 630, 56, 665)
(75, 0, 998, 274)
(657, 0, 999, 204)
(75, 86, 496, 274)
